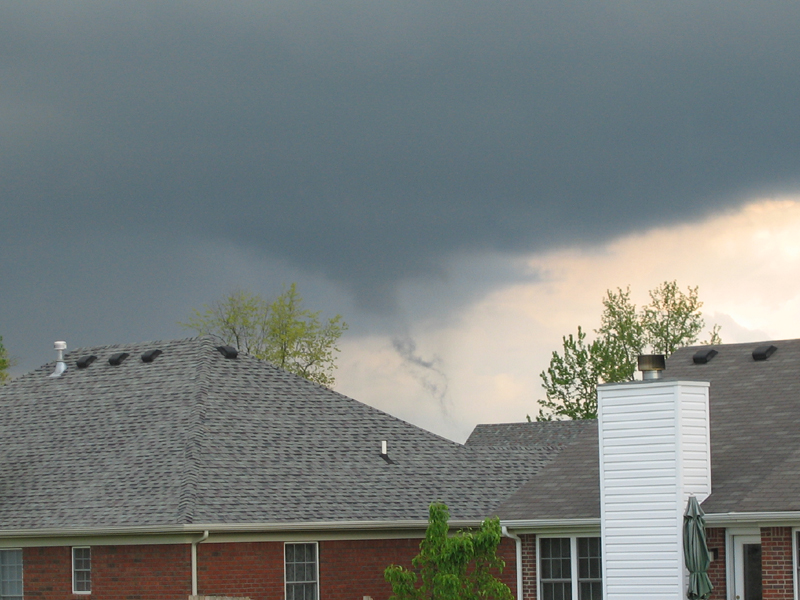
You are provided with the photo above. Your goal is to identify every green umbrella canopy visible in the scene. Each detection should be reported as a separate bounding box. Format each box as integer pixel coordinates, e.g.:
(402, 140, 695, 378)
(684, 496, 714, 600)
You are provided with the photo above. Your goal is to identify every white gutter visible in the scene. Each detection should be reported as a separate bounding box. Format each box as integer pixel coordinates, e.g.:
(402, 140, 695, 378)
(191, 530, 209, 596)
(501, 526, 523, 600)
(499, 518, 600, 531)
(704, 512, 800, 526)
(7, 512, 797, 541)
(0, 519, 483, 540)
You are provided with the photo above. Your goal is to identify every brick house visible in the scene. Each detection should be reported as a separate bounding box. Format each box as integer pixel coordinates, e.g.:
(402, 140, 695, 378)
(0, 337, 568, 600)
(2, 336, 799, 600)
(487, 340, 800, 600)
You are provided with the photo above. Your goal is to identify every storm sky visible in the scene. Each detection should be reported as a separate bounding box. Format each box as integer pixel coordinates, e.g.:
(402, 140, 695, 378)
(3, 1, 800, 439)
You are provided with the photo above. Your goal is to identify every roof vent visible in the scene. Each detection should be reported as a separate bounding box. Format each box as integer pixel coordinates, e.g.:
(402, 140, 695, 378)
(752, 345, 777, 361)
(216, 345, 238, 359)
(693, 348, 718, 365)
(108, 352, 130, 366)
(141, 349, 162, 363)
(76, 355, 98, 369)
(49, 341, 68, 378)
(638, 354, 666, 379)
(379, 440, 394, 464)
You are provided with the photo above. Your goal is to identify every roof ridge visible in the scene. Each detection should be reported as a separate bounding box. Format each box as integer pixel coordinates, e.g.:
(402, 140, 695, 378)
(177, 338, 214, 524)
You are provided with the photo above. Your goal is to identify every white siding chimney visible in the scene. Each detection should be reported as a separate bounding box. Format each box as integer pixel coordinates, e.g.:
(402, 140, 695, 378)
(597, 378, 711, 600)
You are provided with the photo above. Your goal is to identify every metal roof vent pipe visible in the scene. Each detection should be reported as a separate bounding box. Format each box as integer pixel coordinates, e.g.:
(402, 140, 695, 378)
(49, 341, 68, 378)
(638, 354, 666, 380)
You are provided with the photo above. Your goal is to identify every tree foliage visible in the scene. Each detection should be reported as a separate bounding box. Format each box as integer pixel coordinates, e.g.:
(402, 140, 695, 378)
(0, 336, 11, 384)
(536, 281, 719, 421)
(385, 503, 513, 600)
(641, 281, 704, 356)
(537, 327, 602, 421)
(181, 284, 347, 387)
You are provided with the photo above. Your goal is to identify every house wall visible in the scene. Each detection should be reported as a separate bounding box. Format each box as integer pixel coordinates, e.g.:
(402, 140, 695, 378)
(197, 541, 284, 600)
(705, 527, 726, 600)
(520, 534, 536, 600)
(761, 527, 794, 600)
(20, 537, 517, 600)
(24, 544, 191, 600)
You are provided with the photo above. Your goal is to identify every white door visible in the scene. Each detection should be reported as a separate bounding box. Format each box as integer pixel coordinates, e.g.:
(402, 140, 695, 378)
(732, 535, 762, 600)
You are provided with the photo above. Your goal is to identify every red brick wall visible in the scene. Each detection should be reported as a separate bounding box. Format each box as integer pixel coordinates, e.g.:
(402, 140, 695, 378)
(24, 544, 191, 600)
(198, 541, 284, 600)
(320, 538, 422, 600)
(705, 527, 726, 600)
(496, 536, 518, 597)
(761, 527, 794, 600)
(320, 537, 516, 600)
(22, 537, 519, 600)
(520, 534, 536, 600)
(23, 546, 73, 598)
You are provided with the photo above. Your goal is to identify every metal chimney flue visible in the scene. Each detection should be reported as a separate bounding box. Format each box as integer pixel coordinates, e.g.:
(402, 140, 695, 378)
(49, 341, 67, 378)
(638, 354, 665, 380)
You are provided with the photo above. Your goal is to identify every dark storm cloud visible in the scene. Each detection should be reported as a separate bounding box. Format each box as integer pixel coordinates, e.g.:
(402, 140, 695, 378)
(2, 0, 800, 367)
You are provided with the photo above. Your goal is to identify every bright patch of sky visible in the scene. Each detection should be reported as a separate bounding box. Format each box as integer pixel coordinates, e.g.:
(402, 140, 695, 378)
(336, 198, 800, 441)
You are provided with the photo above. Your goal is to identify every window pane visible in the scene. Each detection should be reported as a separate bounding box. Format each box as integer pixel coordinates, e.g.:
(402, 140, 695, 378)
(73, 547, 91, 593)
(577, 538, 602, 600)
(542, 581, 571, 600)
(541, 538, 571, 582)
(0, 549, 23, 600)
(286, 543, 317, 600)
(743, 544, 762, 600)
(580, 581, 603, 600)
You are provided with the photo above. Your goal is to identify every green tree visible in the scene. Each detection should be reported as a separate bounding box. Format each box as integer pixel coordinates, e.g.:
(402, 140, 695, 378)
(181, 284, 347, 387)
(594, 287, 644, 383)
(535, 281, 719, 421)
(641, 281, 704, 356)
(385, 503, 513, 600)
(536, 327, 602, 421)
(0, 336, 11, 384)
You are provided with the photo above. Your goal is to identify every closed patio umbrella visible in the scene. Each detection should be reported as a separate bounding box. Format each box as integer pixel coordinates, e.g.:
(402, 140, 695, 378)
(684, 496, 713, 600)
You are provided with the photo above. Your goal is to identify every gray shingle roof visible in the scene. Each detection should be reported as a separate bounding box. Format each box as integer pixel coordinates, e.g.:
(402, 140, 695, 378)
(0, 337, 564, 530)
(667, 339, 800, 514)
(467, 420, 588, 449)
(482, 421, 599, 521)
(493, 339, 800, 520)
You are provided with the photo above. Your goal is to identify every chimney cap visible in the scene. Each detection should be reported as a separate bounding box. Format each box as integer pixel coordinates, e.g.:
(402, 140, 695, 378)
(54, 341, 67, 351)
(638, 354, 666, 379)
(638, 354, 666, 371)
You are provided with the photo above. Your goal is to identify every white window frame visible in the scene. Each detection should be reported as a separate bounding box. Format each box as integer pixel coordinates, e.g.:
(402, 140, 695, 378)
(72, 546, 91, 595)
(0, 548, 23, 600)
(537, 536, 602, 600)
(284, 542, 319, 600)
(724, 526, 760, 600)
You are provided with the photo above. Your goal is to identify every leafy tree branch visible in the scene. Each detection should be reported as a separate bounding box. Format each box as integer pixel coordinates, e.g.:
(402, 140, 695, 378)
(385, 503, 513, 600)
(0, 336, 13, 384)
(535, 281, 719, 421)
(180, 284, 347, 387)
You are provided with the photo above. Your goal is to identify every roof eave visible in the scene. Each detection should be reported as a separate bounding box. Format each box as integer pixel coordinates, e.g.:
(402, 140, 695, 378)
(704, 511, 800, 526)
(500, 517, 601, 533)
(0, 518, 486, 540)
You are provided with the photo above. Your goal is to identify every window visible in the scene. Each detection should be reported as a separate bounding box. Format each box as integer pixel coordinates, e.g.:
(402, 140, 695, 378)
(72, 547, 91, 594)
(285, 543, 318, 600)
(539, 537, 602, 600)
(0, 549, 23, 600)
